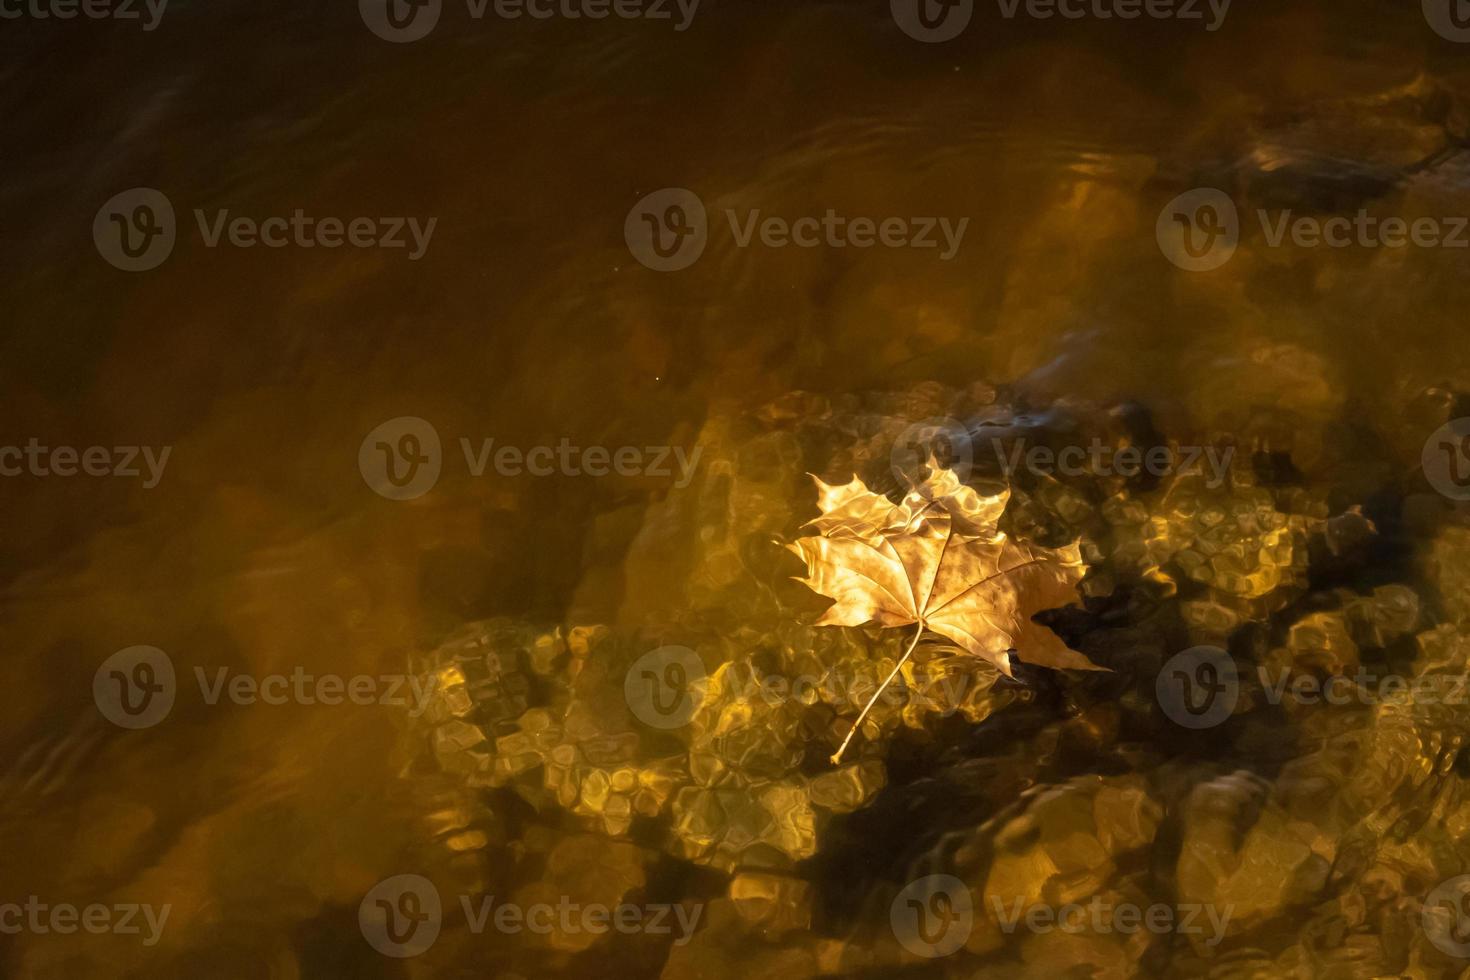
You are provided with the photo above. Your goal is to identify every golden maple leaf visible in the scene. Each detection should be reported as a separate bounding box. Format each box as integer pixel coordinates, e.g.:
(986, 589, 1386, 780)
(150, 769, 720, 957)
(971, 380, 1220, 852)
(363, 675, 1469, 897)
(786, 467, 1101, 762)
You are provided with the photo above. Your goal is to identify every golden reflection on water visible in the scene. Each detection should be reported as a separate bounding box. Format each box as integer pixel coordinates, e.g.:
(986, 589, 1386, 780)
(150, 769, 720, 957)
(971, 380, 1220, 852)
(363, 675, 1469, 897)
(5, 1, 1470, 977)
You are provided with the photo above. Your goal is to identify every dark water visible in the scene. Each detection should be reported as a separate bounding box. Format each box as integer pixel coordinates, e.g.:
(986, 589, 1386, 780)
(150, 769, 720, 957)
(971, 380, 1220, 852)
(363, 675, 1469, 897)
(7, 1, 1470, 977)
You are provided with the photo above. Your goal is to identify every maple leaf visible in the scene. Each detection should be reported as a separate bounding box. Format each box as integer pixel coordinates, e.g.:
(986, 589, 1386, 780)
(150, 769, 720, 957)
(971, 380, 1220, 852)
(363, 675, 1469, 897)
(786, 468, 1101, 763)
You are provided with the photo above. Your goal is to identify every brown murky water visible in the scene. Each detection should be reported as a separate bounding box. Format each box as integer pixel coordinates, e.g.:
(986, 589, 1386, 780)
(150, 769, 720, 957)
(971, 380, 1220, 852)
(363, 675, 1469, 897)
(8, 1, 1470, 977)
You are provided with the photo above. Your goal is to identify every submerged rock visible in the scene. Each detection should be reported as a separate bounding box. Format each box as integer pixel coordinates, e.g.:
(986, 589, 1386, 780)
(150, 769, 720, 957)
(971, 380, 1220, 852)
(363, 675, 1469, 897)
(391, 379, 1470, 978)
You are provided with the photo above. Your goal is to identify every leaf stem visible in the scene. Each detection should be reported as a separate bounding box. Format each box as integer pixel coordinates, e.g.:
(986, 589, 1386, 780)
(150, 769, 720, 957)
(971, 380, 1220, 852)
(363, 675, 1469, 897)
(830, 620, 926, 765)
